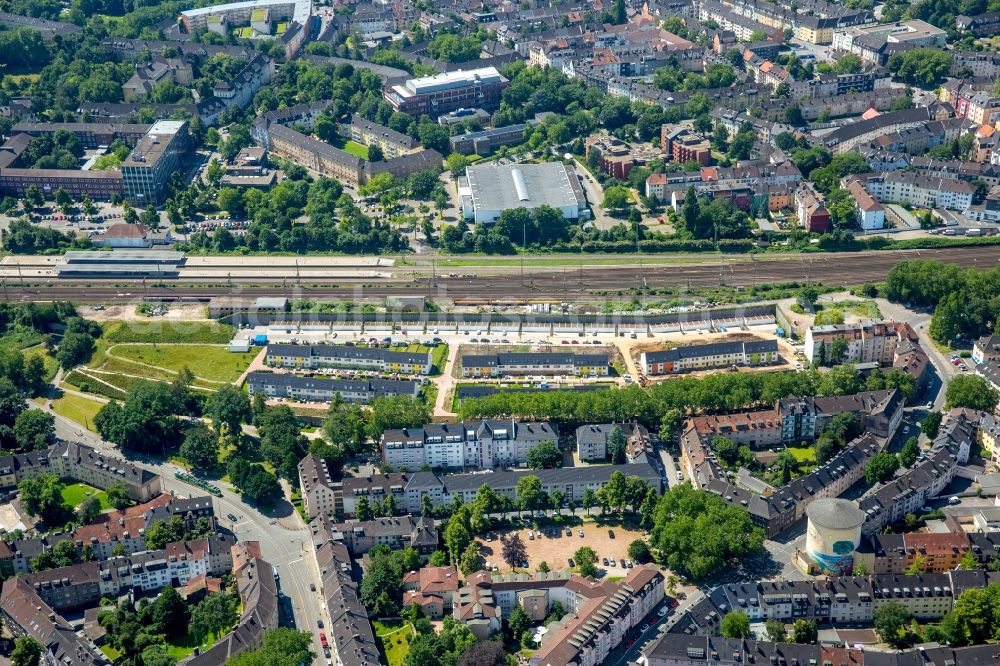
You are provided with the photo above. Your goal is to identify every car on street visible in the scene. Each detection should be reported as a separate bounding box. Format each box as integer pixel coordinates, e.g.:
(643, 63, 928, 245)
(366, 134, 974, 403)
(309, 583, 316, 592)
(316, 619, 323, 628)
(568, 558, 575, 567)
(641, 624, 650, 633)
(658, 607, 668, 617)
(227, 513, 238, 522)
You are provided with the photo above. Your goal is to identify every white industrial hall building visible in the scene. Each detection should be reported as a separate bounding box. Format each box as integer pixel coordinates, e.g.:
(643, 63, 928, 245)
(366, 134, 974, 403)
(458, 162, 590, 225)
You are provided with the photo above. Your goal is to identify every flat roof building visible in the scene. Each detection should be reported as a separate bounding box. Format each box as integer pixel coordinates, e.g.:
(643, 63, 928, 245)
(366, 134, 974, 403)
(459, 162, 589, 225)
(385, 67, 509, 117)
(121, 120, 189, 205)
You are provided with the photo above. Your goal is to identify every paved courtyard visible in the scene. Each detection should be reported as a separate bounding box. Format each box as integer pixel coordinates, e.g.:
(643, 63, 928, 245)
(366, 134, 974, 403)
(475, 518, 647, 575)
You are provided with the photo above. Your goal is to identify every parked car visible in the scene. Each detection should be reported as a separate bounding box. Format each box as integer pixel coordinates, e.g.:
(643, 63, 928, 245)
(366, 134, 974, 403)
(608, 530, 615, 539)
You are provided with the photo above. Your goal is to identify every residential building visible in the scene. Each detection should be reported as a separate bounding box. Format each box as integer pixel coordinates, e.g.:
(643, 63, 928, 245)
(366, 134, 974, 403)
(0, 577, 109, 665)
(845, 177, 885, 230)
(832, 20, 946, 64)
(640, 339, 779, 375)
(844, 172, 974, 211)
(265, 343, 432, 374)
(868, 532, 972, 574)
(682, 429, 880, 537)
(180, 543, 279, 666)
(385, 67, 510, 116)
(575, 423, 648, 462)
(794, 184, 830, 233)
(381, 419, 558, 470)
(461, 352, 609, 378)
(804, 320, 901, 366)
(265, 122, 363, 184)
(822, 107, 936, 153)
(48, 441, 161, 501)
(402, 462, 662, 514)
(343, 115, 417, 159)
(179, 0, 311, 35)
(298, 453, 341, 519)
(957, 11, 1000, 37)
(403, 566, 460, 619)
(973, 334, 1000, 364)
(458, 162, 589, 224)
(246, 372, 420, 403)
(644, 634, 1000, 666)
(661, 125, 712, 166)
(309, 516, 381, 666)
(327, 516, 438, 556)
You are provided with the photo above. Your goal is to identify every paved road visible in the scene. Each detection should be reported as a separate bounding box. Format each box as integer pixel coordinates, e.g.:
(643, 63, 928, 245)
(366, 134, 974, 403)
(47, 419, 327, 664)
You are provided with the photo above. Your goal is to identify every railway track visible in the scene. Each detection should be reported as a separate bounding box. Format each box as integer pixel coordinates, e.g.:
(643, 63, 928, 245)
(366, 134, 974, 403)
(1, 246, 996, 303)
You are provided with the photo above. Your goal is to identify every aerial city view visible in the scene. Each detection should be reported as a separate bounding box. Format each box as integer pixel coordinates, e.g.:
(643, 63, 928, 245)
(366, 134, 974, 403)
(3, 0, 1000, 664)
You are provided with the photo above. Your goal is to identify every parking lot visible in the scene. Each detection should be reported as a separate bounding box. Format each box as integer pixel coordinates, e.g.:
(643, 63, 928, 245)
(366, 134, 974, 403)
(475, 519, 648, 574)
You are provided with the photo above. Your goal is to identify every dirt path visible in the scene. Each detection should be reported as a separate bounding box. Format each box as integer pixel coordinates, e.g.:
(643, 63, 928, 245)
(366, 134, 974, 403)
(235, 347, 267, 387)
(101, 343, 231, 386)
(433, 346, 458, 418)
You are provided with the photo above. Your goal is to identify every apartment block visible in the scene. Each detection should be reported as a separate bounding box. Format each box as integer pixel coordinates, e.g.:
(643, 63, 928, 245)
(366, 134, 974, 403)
(575, 423, 649, 462)
(265, 343, 432, 374)
(461, 352, 609, 378)
(640, 338, 779, 375)
(804, 319, 900, 366)
(48, 440, 161, 501)
(342, 115, 417, 159)
(246, 372, 420, 403)
(402, 461, 662, 514)
(381, 419, 558, 470)
(327, 516, 438, 556)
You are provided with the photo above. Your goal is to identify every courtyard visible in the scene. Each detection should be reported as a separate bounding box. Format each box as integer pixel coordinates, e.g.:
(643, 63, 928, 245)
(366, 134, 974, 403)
(475, 516, 648, 576)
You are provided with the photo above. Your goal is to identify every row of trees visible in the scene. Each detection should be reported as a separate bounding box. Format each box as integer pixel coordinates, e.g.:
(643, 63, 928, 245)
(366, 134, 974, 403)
(886, 260, 1000, 346)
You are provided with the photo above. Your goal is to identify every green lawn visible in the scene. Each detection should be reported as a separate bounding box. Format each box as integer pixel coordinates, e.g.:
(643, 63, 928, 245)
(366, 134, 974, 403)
(61, 483, 110, 510)
(165, 627, 227, 660)
(343, 140, 370, 160)
(101, 321, 236, 344)
(100, 644, 123, 661)
(24, 345, 60, 381)
(374, 621, 414, 666)
(109, 344, 257, 383)
(786, 447, 817, 463)
(50, 393, 105, 431)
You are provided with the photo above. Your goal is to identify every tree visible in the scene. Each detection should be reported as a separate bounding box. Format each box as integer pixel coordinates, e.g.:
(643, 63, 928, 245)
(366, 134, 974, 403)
(206, 384, 252, 435)
(106, 482, 131, 510)
(537, 560, 550, 573)
(367, 396, 429, 441)
(922, 411, 942, 439)
(459, 542, 484, 575)
(446, 153, 472, 177)
(506, 606, 531, 642)
(874, 602, 912, 649)
(828, 337, 849, 366)
(796, 286, 819, 311)
(608, 425, 626, 464)
(582, 488, 596, 515)
(227, 628, 313, 666)
(526, 441, 562, 469)
(78, 495, 102, 523)
(140, 645, 176, 666)
(206, 159, 224, 186)
(459, 640, 507, 666)
(18, 473, 65, 524)
(627, 539, 651, 563)
(501, 532, 527, 570)
(56, 329, 95, 369)
(445, 507, 472, 563)
(602, 186, 631, 214)
(94, 380, 184, 453)
(792, 619, 817, 644)
(227, 459, 281, 505)
(946, 375, 999, 412)
(516, 475, 543, 511)
(574, 546, 598, 577)
(899, 436, 920, 468)
(720, 611, 750, 639)
(152, 586, 189, 639)
(865, 451, 900, 485)
(765, 618, 786, 642)
(886, 49, 952, 87)
(23, 355, 46, 397)
(10, 636, 43, 666)
(429, 550, 447, 566)
(180, 426, 221, 474)
(356, 497, 373, 521)
(122, 201, 139, 225)
(649, 484, 764, 580)
(14, 409, 55, 450)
